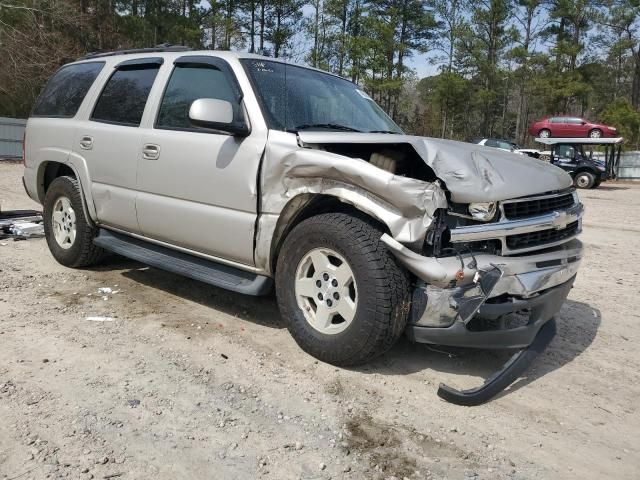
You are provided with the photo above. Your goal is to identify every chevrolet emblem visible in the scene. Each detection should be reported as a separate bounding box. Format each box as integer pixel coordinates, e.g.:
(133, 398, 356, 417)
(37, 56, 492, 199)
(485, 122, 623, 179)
(551, 211, 570, 230)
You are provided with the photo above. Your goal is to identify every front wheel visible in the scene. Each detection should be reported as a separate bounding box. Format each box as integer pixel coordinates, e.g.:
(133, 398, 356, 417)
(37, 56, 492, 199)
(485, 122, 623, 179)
(43, 176, 105, 267)
(574, 171, 595, 189)
(589, 129, 602, 138)
(276, 213, 410, 366)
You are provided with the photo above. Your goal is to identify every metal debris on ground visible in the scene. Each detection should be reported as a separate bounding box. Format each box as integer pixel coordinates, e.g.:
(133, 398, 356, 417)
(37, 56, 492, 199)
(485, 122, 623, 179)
(0, 209, 44, 240)
(86, 316, 115, 322)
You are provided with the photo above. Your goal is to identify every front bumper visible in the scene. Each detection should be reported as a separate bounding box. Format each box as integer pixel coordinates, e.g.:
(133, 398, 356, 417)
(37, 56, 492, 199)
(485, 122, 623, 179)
(382, 236, 583, 349)
(406, 276, 574, 349)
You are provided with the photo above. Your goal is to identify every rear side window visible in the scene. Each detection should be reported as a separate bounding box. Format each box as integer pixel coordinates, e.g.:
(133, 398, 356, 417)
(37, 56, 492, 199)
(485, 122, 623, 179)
(156, 64, 237, 130)
(92, 65, 160, 126)
(32, 62, 104, 118)
(550, 117, 564, 123)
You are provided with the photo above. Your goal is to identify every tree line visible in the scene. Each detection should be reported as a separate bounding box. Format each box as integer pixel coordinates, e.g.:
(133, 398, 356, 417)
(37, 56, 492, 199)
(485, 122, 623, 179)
(1, 0, 639, 147)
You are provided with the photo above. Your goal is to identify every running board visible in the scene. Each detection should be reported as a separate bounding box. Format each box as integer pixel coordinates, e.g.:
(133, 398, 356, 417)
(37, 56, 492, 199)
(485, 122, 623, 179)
(94, 229, 272, 296)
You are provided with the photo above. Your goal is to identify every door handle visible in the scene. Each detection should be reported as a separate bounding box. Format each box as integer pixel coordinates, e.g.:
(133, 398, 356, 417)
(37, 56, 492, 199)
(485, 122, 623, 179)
(79, 136, 93, 150)
(142, 144, 160, 160)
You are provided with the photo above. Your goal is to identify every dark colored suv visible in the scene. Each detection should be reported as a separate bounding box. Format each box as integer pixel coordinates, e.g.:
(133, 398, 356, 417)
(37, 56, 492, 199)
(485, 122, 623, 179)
(549, 143, 606, 188)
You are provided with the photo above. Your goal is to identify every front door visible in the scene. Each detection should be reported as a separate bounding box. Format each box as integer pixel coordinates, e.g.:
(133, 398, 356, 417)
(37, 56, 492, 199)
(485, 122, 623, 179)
(136, 57, 267, 266)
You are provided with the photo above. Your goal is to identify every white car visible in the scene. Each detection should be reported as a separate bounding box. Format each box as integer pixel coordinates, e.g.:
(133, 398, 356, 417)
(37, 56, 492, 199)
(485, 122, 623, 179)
(474, 138, 541, 158)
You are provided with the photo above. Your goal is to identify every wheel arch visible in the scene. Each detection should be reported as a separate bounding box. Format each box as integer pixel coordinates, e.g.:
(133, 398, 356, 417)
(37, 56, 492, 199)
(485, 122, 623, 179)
(38, 160, 97, 225)
(260, 193, 393, 275)
(573, 166, 598, 176)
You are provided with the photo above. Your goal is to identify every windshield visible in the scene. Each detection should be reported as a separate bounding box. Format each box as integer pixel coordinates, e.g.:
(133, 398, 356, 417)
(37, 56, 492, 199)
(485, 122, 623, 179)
(241, 59, 402, 134)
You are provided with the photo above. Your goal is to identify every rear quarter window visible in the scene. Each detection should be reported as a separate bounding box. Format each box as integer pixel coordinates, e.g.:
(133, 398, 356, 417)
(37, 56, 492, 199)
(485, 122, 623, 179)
(31, 62, 105, 118)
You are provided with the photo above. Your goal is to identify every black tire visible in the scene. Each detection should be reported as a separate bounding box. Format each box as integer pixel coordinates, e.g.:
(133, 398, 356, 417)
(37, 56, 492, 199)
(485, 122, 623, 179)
(43, 175, 105, 267)
(589, 129, 602, 138)
(574, 171, 595, 189)
(539, 129, 551, 138)
(275, 213, 410, 366)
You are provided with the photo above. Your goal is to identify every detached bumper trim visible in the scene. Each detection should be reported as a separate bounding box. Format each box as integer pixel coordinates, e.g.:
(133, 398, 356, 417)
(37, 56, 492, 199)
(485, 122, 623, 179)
(406, 276, 575, 349)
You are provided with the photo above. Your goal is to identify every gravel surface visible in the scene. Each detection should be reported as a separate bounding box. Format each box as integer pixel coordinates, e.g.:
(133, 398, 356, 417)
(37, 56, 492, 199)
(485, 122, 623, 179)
(1, 161, 639, 479)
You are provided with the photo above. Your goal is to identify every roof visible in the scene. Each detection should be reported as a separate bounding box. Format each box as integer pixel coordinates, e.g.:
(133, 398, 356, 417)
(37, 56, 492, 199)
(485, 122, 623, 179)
(74, 46, 347, 80)
(534, 137, 624, 145)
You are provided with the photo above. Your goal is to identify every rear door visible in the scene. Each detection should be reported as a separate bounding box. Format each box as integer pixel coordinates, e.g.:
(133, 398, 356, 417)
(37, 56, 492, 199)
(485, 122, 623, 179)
(74, 58, 162, 233)
(549, 117, 568, 137)
(564, 117, 585, 137)
(136, 55, 267, 266)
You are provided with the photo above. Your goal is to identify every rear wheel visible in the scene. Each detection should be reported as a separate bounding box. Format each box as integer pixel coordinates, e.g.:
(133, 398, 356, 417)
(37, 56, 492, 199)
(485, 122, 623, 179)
(574, 171, 595, 189)
(43, 176, 105, 267)
(589, 129, 603, 138)
(538, 129, 551, 138)
(276, 213, 410, 366)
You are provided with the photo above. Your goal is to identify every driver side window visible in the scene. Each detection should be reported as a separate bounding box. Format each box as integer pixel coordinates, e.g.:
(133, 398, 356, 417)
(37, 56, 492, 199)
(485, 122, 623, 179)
(156, 64, 236, 130)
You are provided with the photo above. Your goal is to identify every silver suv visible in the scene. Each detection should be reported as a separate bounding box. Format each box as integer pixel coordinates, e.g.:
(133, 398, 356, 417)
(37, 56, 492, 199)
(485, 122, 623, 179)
(23, 48, 583, 373)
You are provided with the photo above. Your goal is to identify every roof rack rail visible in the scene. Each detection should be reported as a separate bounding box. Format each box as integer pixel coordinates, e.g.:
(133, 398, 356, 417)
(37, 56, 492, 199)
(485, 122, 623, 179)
(78, 44, 193, 60)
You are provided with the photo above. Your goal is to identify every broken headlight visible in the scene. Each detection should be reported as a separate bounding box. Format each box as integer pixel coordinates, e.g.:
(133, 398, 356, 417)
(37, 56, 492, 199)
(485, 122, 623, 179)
(468, 202, 497, 221)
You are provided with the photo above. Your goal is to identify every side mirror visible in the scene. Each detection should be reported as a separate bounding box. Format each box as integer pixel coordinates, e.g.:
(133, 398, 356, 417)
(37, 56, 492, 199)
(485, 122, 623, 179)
(189, 98, 250, 136)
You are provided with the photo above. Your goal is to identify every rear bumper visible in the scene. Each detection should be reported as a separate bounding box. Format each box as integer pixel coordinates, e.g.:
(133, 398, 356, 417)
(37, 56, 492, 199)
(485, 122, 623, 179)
(406, 276, 574, 349)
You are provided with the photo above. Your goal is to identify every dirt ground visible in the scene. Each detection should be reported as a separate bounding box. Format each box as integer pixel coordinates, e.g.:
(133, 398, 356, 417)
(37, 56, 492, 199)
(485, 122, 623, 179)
(1, 161, 639, 480)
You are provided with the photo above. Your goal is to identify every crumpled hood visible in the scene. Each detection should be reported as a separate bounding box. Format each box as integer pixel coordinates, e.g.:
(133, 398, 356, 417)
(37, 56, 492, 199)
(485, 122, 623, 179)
(297, 132, 573, 203)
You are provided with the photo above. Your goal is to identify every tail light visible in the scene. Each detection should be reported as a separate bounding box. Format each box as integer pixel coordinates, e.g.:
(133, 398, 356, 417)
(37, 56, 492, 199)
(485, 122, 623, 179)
(22, 131, 26, 166)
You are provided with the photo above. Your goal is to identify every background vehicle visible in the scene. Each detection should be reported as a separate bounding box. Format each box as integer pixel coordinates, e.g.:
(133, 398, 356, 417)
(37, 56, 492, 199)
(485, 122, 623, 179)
(472, 138, 540, 158)
(534, 137, 624, 188)
(473, 138, 520, 153)
(23, 49, 583, 381)
(529, 116, 617, 139)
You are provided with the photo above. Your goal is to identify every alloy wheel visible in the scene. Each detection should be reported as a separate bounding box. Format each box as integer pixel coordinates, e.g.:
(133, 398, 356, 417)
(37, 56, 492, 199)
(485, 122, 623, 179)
(51, 196, 77, 249)
(294, 248, 358, 335)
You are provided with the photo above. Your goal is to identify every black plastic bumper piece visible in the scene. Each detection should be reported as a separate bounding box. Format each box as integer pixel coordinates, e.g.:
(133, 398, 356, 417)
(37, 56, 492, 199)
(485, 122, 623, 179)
(406, 276, 574, 349)
(436, 318, 556, 406)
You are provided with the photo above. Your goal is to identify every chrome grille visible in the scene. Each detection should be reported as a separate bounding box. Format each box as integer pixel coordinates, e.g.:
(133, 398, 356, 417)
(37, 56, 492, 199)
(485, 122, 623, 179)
(503, 193, 575, 220)
(506, 221, 580, 250)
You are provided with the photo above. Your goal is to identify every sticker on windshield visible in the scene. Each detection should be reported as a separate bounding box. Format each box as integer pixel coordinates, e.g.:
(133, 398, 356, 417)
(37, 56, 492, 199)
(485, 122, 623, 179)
(355, 89, 372, 100)
(252, 61, 274, 73)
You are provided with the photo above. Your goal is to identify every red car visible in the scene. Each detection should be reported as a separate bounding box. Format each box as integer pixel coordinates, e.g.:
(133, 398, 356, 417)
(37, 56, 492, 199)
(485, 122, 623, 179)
(528, 116, 617, 138)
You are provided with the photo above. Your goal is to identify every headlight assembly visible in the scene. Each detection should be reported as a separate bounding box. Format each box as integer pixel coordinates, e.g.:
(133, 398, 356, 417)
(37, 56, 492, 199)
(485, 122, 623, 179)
(468, 202, 497, 221)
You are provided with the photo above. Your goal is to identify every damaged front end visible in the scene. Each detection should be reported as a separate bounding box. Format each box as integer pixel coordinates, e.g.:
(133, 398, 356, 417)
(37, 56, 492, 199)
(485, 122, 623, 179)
(260, 131, 583, 404)
(381, 193, 583, 405)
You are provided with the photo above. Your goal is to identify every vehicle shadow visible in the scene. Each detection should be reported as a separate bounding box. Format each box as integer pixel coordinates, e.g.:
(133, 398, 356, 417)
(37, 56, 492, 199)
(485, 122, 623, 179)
(596, 185, 629, 191)
(93, 256, 285, 330)
(90, 256, 600, 402)
(357, 299, 601, 401)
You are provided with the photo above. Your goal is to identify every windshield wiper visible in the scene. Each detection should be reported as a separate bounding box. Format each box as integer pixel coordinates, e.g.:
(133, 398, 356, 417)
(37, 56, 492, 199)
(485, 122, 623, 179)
(368, 130, 401, 134)
(292, 123, 362, 132)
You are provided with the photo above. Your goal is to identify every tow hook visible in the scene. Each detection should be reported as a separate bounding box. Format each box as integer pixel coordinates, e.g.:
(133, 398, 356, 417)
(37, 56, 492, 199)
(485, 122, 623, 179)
(437, 319, 557, 406)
